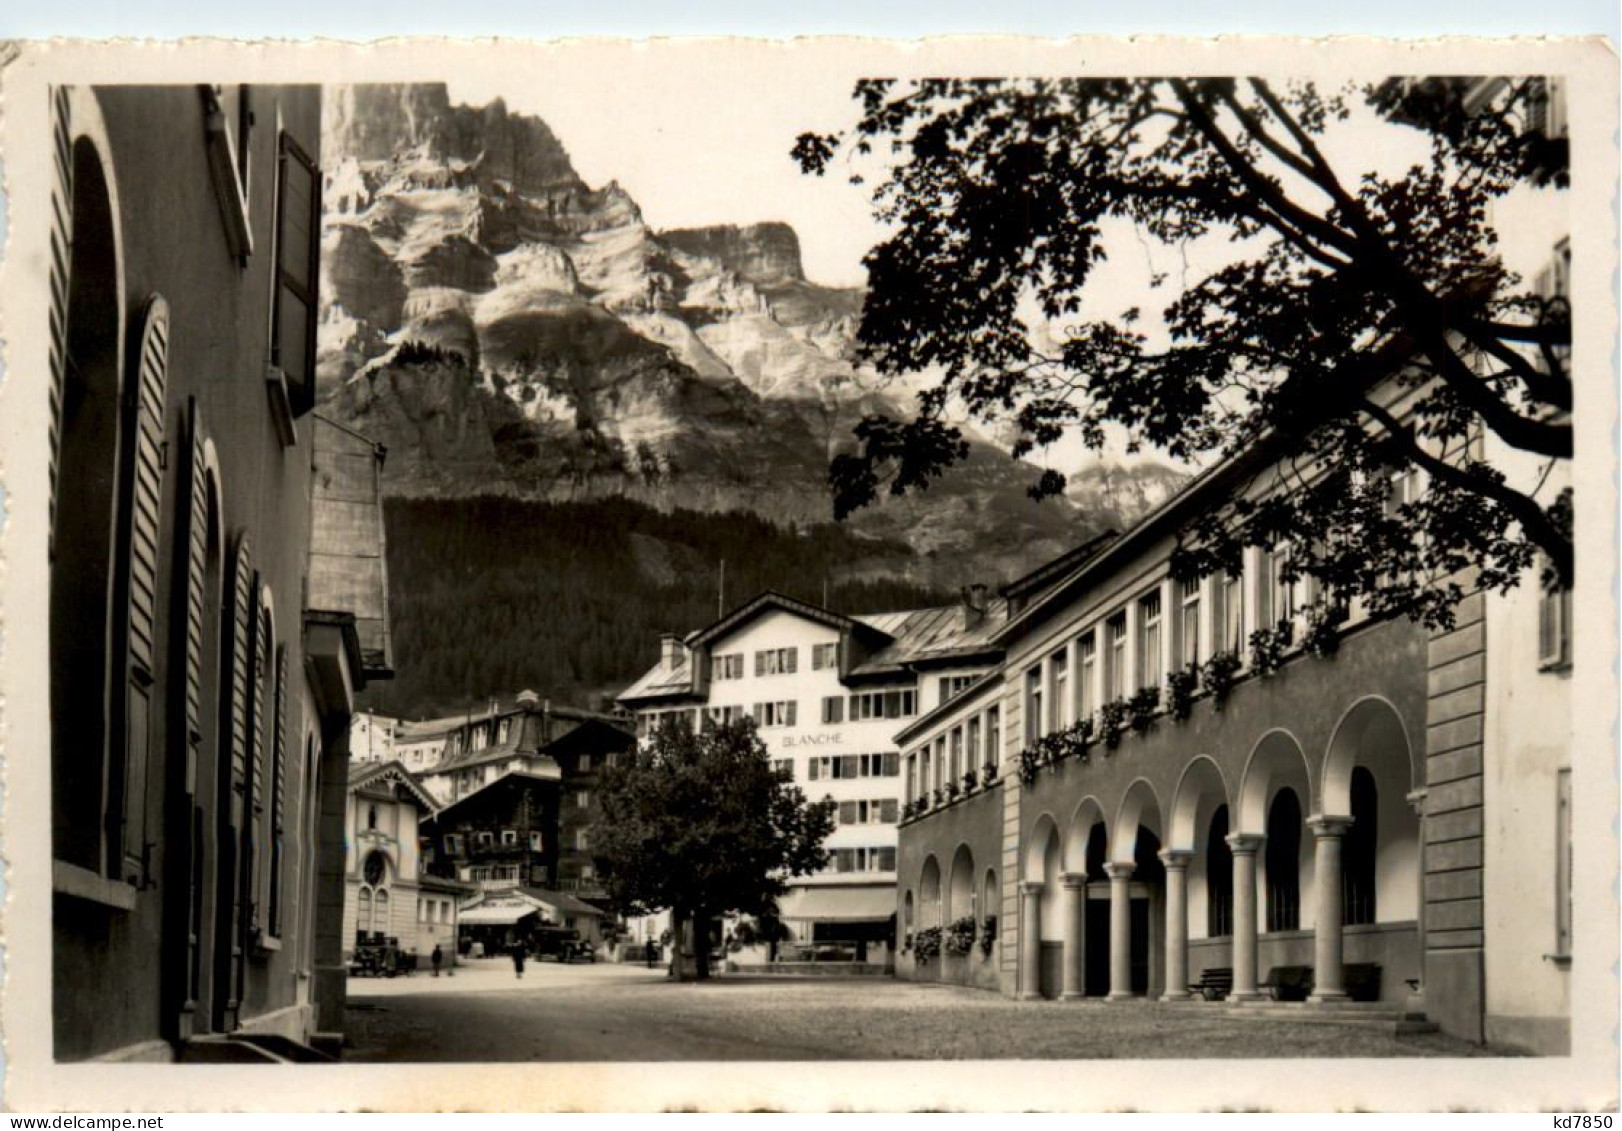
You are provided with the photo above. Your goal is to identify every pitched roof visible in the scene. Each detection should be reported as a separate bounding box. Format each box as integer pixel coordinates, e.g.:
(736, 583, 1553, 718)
(348, 759, 440, 814)
(847, 597, 1008, 677)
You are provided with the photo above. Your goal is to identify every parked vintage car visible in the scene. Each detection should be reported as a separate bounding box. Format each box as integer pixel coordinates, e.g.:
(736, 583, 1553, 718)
(531, 926, 596, 963)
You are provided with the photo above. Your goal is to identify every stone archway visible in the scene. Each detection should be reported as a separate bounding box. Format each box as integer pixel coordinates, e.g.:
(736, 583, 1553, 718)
(1166, 756, 1230, 999)
(1020, 814, 1062, 998)
(1109, 780, 1166, 999)
(1232, 730, 1314, 1000)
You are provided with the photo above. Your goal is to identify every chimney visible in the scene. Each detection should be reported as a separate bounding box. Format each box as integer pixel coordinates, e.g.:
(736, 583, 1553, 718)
(660, 632, 684, 667)
(961, 583, 989, 627)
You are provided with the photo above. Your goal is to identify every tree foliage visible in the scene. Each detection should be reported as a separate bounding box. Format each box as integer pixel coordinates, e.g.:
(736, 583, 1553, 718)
(796, 77, 1572, 627)
(592, 718, 836, 978)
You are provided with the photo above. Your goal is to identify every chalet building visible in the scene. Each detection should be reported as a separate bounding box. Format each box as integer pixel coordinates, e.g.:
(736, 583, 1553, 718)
(895, 396, 1572, 1053)
(617, 589, 1019, 960)
(43, 85, 392, 1061)
(415, 691, 635, 897)
(343, 760, 472, 964)
(349, 709, 456, 773)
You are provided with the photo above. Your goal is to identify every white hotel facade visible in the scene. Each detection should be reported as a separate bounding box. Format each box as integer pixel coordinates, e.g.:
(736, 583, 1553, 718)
(617, 589, 1008, 956)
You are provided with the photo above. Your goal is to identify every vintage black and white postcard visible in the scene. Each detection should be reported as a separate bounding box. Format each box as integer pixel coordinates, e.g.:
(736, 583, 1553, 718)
(0, 35, 1615, 1113)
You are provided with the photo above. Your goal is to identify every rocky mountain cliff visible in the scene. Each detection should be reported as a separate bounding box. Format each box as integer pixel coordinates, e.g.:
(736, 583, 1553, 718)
(317, 84, 1181, 588)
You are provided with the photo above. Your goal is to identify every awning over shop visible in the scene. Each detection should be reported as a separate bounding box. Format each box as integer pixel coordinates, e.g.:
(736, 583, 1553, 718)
(459, 903, 537, 926)
(776, 886, 896, 924)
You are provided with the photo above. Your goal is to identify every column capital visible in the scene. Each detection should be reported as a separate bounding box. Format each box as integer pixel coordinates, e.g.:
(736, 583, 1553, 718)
(1060, 871, 1089, 890)
(1102, 861, 1135, 881)
(1225, 831, 1265, 854)
(1307, 813, 1355, 837)
(1019, 879, 1045, 896)
(1158, 848, 1194, 870)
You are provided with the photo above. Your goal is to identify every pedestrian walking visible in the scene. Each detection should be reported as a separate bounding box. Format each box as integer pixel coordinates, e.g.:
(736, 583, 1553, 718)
(645, 939, 657, 968)
(511, 941, 527, 980)
(431, 944, 443, 977)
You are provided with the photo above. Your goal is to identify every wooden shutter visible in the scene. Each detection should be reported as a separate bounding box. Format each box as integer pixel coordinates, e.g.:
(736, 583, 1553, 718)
(880, 799, 899, 824)
(271, 644, 286, 931)
(224, 536, 254, 791)
(882, 751, 900, 777)
(174, 401, 210, 1024)
(274, 132, 320, 415)
(118, 294, 170, 882)
(47, 86, 73, 556)
(838, 801, 857, 826)
(840, 754, 859, 779)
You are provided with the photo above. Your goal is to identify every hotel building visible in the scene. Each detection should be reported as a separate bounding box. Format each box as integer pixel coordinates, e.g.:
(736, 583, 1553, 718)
(617, 589, 1011, 957)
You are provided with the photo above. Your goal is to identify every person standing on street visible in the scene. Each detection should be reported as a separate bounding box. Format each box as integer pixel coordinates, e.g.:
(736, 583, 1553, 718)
(431, 944, 444, 977)
(512, 940, 527, 980)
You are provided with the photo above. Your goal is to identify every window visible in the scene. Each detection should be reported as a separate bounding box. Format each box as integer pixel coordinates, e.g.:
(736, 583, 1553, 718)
(1025, 666, 1043, 743)
(574, 829, 589, 851)
(476, 831, 494, 848)
(445, 834, 464, 855)
(967, 717, 981, 771)
(272, 131, 320, 414)
(1075, 632, 1096, 721)
(1556, 767, 1572, 958)
(1138, 591, 1163, 691)
(497, 718, 511, 744)
(919, 746, 932, 795)
(576, 791, 590, 809)
(821, 696, 844, 725)
(1267, 548, 1298, 626)
(830, 847, 899, 874)
(812, 642, 840, 670)
(848, 689, 917, 720)
(986, 706, 1001, 768)
(1265, 789, 1302, 932)
(706, 705, 743, 728)
(1218, 570, 1245, 655)
(949, 727, 964, 782)
(752, 700, 798, 728)
(906, 753, 917, 799)
(1538, 563, 1572, 670)
(367, 805, 378, 831)
(937, 674, 978, 704)
(754, 647, 798, 676)
(933, 738, 946, 787)
(1343, 768, 1378, 927)
(1048, 649, 1068, 732)
(1179, 578, 1202, 667)
(1206, 806, 1233, 937)
(500, 830, 518, 847)
(471, 726, 487, 751)
(1106, 612, 1128, 700)
(772, 758, 794, 780)
(715, 652, 744, 680)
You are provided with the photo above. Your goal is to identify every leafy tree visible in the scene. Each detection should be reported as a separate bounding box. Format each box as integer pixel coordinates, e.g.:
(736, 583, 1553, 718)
(795, 77, 1571, 627)
(592, 718, 836, 980)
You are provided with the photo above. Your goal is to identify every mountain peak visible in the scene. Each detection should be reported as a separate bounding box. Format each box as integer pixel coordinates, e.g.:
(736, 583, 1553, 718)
(660, 222, 806, 286)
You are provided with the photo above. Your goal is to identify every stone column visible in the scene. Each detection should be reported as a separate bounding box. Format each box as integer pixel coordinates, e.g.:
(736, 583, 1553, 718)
(1307, 815, 1355, 1003)
(1018, 880, 1045, 1000)
(1104, 862, 1135, 1000)
(1227, 833, 1266, 1002)
(1160, 849, 1193, 1001)
(1060, 872, 1088, 1000)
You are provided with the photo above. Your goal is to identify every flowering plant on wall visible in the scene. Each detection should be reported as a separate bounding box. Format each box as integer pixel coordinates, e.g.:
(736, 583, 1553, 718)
(914, 925, 943, 961)
(1098, 698, 1129, 749)
(1017, 719, 1095, 785)
(945, 916, 978, 956)
(1249, 619, 1294, 676)
(1127, 685, 1162, 733)
(979, 914, 998, 957)
(1166, 663, 1200, 721)
(1303, 600, 1348, 659)
(1201, 649, 1242, 708)
(944, 778, 960, 801)
(982, 760, 999, 785)
(962, 768, 978, 792)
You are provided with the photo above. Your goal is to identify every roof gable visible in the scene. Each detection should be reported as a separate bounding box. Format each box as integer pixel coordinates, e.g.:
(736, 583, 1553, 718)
(348, 759, 439, 814)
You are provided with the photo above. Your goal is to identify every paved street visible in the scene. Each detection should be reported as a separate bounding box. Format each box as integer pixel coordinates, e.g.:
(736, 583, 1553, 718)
(344, 961, 1498, 1061)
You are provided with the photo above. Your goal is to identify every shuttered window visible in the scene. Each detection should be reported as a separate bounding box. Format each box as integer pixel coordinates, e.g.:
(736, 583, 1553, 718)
(273, 132, 320, 415)
(116, 295, 170, 883)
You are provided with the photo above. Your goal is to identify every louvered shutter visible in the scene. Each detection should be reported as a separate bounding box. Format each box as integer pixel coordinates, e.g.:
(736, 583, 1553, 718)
(880, 799, 898, 824)
(807, 759, 819, 782)
(274, 132, 321, 415)
(882, 751, 900, 777)
(224, 536, 254, 791)
(841, 754, 859, 779)
(838, 801, 856, 826)
(117, 295, 170, 882)
(47, 86, 73, 556)
(268, 645, 287, 935)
